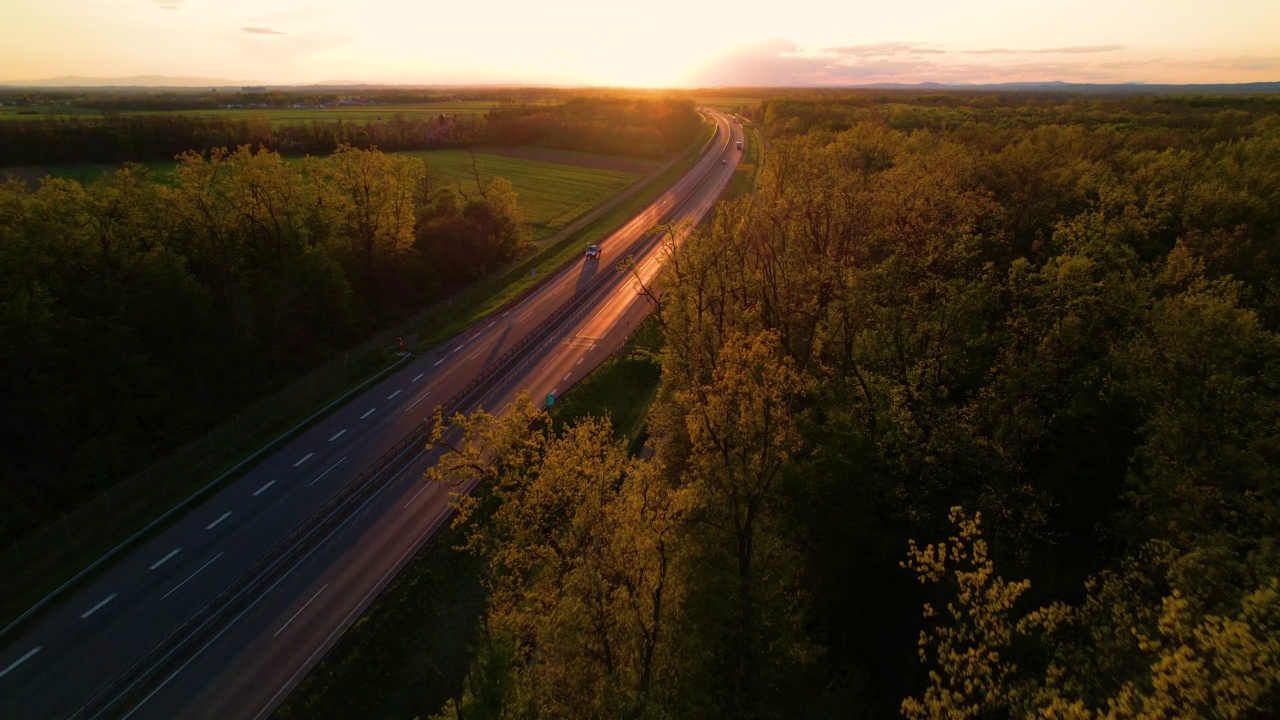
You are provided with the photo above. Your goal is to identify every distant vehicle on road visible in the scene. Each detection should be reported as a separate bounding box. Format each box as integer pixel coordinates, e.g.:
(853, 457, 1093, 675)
(736, 140, 743, 150)
(721, 159, 727, 164)
(585, 244, 601, 260)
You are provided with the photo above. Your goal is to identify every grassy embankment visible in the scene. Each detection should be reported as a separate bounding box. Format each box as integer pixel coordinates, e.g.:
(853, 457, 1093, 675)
(274, 314, 666, 720)
(0, 127, 707, 631)
(721, 118, 763, 203)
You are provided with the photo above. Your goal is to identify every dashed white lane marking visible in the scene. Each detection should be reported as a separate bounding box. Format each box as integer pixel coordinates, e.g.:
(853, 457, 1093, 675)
(0, 646, 41, 678)
(80, 593, 118, 619)
(488, 321, 497, 328)
(293, 453, 313, 467)
(387, 389, 401, 400)
(404, 483, 431, 508)
(274, 583, 330, 638)
(149, 548, 181, 570)
(412, 373, 424, 382)
(517, 310, 534, 322)
(551, 388, 559, 396)
(452, 344, 465, 353)
(328, 429, 347, 442)
(577, 357, 584, 365)
(564, 372, 573, 381)
(253, 480, 276, 496)
(502, 310, 510, 317)
(433, 358, 445, 366)
(469, 344, 491, 361)
(360, 408, 376, 419)
(309, 456, 347, 486)
(206, 512, 231, 530)
(403, 391, 431, 413)
(161, 552, 222, 600)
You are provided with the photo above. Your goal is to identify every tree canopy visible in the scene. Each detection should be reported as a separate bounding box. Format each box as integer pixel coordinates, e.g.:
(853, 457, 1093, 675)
(429, 91, 1280, 719)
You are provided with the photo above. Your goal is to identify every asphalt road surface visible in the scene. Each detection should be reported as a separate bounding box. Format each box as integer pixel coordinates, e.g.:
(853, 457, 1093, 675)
(0, 110, 741, 720)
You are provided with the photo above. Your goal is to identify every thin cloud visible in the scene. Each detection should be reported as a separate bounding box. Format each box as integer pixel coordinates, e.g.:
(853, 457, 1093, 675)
(1031, 45, 1126, 54)
(826, 42, 945, 58)
(963, 45, 1125, 55)
(242, 27, 288, 35)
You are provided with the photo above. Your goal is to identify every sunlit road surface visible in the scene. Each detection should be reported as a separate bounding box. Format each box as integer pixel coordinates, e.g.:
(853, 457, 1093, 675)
(0, 111, 740, 720)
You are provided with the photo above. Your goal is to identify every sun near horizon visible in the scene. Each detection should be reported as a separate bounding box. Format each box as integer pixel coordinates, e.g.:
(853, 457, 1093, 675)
(1, 0, 1279, 87)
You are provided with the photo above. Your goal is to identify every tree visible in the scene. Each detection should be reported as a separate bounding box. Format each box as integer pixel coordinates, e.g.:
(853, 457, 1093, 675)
(902, 507, 1280, 719)
(431, 395, 686, 719)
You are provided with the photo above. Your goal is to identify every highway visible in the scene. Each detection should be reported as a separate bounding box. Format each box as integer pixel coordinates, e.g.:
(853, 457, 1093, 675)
(0, 110, 741, 720)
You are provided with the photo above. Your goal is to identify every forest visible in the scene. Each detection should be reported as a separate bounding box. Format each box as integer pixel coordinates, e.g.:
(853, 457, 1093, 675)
(0, 96, 701, 166)
(427, 92, 1280, 718)
(0, 144, 527, 543)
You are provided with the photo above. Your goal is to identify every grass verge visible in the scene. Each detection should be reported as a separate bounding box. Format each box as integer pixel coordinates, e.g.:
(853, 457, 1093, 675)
(722, 122, 763, 203)
(0, 122, 711, 634)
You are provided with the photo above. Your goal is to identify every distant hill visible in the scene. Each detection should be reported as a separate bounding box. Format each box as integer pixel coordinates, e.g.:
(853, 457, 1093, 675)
(858, 81, 1280, 94)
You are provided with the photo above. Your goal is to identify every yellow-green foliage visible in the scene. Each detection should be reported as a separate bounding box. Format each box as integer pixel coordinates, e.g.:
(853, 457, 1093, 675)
(903, 508, 1280, 719)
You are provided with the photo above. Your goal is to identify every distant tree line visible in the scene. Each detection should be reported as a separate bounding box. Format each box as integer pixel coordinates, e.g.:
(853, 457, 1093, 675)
(0, 145, 524, 542)
(426, 93, 1280, 718)
(0, 96, 701, 166)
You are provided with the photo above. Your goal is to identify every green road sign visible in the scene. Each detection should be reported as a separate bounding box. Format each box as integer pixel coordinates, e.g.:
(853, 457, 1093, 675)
(545, 393, 556, 407)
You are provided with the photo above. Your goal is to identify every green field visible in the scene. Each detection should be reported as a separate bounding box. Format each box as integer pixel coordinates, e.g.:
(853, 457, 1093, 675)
(694, 95, 765, 110)
(5, 149, 643, 244)
(0, 101, 535, 124)
(403, 150, 641, 241)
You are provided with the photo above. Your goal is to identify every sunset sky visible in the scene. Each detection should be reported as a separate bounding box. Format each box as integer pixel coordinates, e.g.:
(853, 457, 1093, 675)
(2, 0, 1278, 87)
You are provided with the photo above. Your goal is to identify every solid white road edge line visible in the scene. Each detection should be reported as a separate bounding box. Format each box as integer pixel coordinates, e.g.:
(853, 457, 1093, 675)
(149, 548, 181, 571)
(80, 593, 118, 619)
(273, 583, 329, 638)
(0, 646, 42, 678)
(205, 512, 231, 530)
(161, 553, 223, 601)
(254, 469, 459, 720)
(402, 391, 431, 413)
(403, 482, 432, 508)
(308, 456, 347, 487)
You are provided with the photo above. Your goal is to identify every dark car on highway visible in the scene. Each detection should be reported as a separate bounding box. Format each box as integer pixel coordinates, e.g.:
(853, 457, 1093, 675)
(585, 244, 601, 260)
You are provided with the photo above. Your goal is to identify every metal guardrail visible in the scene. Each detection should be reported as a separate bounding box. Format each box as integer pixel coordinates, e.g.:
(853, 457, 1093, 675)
(71, 116, 732, 720)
